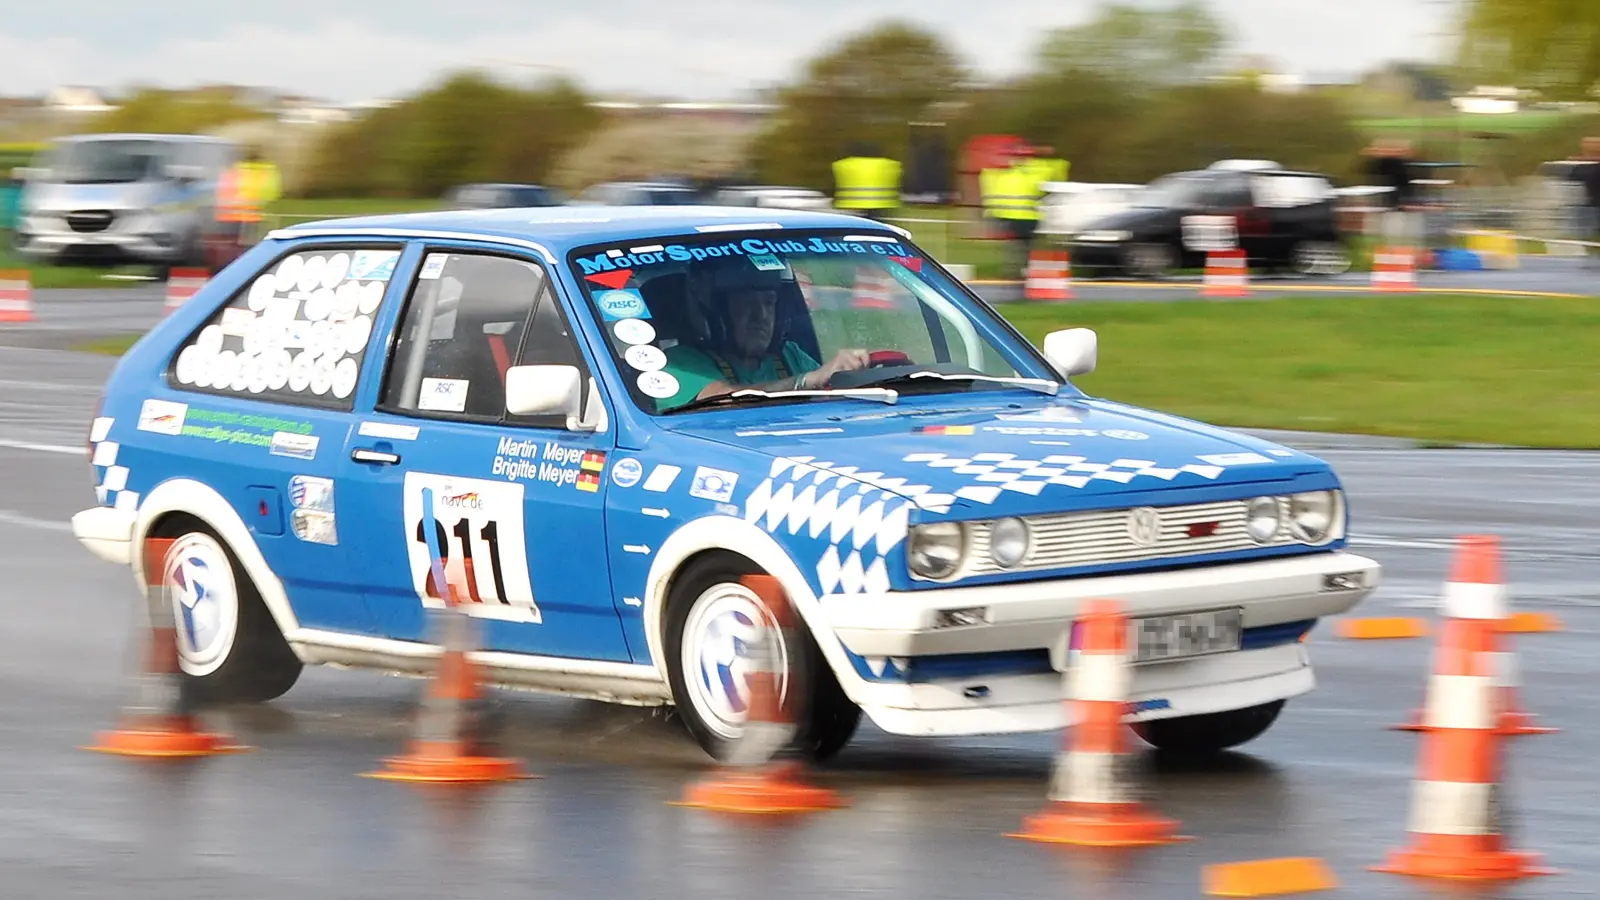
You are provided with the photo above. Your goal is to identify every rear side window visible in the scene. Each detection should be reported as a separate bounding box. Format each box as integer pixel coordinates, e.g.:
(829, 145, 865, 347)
(167, 245, 403, 410)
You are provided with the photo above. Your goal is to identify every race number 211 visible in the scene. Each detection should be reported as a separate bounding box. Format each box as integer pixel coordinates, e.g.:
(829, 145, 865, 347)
(403, 473, 541, 623)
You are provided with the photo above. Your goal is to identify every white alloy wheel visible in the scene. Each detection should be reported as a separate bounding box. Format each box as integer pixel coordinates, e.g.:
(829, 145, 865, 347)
(679, 581, 792, 741)
(161, 532, 241, 678)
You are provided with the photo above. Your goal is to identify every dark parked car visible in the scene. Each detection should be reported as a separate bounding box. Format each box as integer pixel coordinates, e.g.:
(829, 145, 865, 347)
(569, 181, 703, 206)
(1067, 168, 1351, 278)
(443, 183, 566, 209)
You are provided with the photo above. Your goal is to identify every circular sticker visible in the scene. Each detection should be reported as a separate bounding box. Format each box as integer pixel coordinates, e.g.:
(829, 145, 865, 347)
(266, 350, 292, 391)
(247, 275, 277, 312)
(357, 281, 385, 315)
(175, 345, 200, 385)
(273, 254, 304, 293)
(310, 358, 335, 395)
(189, 350, 216, 390)
(613, 318, 656, 346)
(624, 343, 667, 372)
(636, 370, 679, 399)
(597, 289, 647, 320)
(343, 315, 372, 356)
(611, 457, 643, 488)
(212, 350, 239, 391)
(332, 357, 359, 399)
(321, 252, 351, 289)
(329, 283, 359, 322)
(247, 355, 271, 393)
(303, 287, 332, 322)
(298, 255, 326, 293)
(307, 320, 334, 359)
(288, 351, 315, 393)
(196, 324, 224, 355)
(230, 353, 255, 393)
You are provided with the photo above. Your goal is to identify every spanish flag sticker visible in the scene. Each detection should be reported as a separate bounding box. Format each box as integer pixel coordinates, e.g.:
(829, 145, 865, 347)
(913, 425, 976, 435)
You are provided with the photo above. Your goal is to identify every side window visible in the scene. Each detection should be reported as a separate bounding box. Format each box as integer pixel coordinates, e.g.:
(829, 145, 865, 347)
(168, 246, 402, 410)
(380, 250, 562, 423)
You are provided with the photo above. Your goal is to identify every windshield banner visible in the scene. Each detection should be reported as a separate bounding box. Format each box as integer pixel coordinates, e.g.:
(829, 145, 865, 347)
(576, 236, 918, 276)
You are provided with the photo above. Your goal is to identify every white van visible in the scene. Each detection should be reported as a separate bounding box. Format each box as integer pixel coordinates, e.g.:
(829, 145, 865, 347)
(13, 133, 237, 270)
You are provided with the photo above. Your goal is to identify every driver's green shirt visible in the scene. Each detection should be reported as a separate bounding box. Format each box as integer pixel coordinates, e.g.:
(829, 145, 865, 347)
(656, 342, 821, 411)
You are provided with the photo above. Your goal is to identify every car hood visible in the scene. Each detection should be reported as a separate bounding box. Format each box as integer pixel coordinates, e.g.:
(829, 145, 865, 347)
(23, 180, 170, 212)
(663, 396, 1331, 519)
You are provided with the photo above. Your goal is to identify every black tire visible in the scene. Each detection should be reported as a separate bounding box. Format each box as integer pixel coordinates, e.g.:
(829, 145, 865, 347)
(663, 552, 861, 764)
(149, 519, 303, 705)
(1129, 700, 1285, 756)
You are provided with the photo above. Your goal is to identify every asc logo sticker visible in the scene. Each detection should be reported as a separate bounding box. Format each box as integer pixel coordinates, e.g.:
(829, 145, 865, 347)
(596, 289, 649, 321)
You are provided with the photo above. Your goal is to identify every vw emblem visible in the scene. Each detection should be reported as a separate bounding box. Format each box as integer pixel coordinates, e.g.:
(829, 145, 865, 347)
(1126, 507, 1161, 547)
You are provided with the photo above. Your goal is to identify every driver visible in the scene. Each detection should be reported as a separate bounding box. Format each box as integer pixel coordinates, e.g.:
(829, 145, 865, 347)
(654, 260, 869, 410)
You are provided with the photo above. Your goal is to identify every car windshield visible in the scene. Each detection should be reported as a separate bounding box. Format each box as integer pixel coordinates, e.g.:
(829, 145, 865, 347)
(568, 229, 1061, 414)
(44, 139, 171, 185)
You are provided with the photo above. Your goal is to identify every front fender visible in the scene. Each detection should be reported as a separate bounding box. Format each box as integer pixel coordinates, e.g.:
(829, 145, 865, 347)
(643, 514, 874, 704)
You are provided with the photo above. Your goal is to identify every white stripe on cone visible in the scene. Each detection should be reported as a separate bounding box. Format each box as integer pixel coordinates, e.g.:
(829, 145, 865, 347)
(1049, 750, 1137, 805)
(1407, 780, 1500, 836)
(1068, 651, 1132, 703)
(1442, 580, 1508, 620)
(1423, 674, 1496, 731)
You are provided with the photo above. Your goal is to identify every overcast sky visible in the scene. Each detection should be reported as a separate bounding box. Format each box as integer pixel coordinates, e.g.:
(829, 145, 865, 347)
(5, 0, 1452, 103)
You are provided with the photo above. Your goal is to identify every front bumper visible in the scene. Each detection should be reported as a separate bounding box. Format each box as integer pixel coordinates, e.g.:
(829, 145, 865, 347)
(822, 551, 1379, 662)
(71, 505, 136, 565)
(16, 216, 192, 265)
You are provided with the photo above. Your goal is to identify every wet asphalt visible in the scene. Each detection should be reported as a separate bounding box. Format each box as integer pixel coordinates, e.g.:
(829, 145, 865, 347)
(0, 287, 1597, 899)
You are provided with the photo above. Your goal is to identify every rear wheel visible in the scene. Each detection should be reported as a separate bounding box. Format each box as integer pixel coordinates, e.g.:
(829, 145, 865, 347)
(150, 522, 303, 705)
(664, 553, 861, 764)
(1129, 700, 1285, 756)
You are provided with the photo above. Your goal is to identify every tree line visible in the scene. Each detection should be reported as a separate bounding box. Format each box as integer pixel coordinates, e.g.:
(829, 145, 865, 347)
(75, 0, 1600, 198)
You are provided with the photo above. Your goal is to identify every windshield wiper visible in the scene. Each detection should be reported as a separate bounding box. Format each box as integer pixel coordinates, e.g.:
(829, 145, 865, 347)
(861, 370, 1060, 396)
(665, 386, 899, 414)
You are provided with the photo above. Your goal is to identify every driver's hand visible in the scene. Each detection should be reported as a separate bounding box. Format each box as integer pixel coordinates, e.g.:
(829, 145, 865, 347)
(801, 348, 870, 389)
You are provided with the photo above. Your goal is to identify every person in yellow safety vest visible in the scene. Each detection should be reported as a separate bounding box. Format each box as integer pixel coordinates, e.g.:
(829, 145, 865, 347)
(1022, 145, 1069, 188)
(980, 150, 1047, 278)
(832, 145, 902, 220)
(215, 146, 282, 245)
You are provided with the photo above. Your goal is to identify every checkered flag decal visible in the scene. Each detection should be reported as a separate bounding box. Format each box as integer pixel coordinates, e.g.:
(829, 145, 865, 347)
(88, 416, 139, 511)
(898, 452, 1228, 507)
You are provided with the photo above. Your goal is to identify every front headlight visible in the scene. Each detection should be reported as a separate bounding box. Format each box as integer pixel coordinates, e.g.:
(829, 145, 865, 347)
(1245, 496, 1281, 543)
(908, 522, 966, 579)
(989, 517, 1031, 568)
(1288, 490, 1339, 544)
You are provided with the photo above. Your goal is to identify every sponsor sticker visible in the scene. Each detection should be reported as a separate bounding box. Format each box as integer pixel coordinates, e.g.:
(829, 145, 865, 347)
(596, 289, 649, 321)
(613, 318, 656, 346)
(359, 421, 420, 441)
(349, 249, 400, 282)
(624, 343, 667, 372)
(689, 466, 738, 503)
(748, 252, 786, 271)
(288, 475, 335, 512)
(418, 253, 448, 280)
(636, 370, 679, 399)
(611, 457, 643, 488)
(269, 431, 320, 460)
(137, 398, 188, 435)
(418, 377, 470, 412)
(912, 424, 975, 435)
(642, 464, 680, 492)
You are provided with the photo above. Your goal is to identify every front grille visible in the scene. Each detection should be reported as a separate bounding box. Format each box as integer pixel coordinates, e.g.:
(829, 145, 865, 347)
(66, 210, 115, 233)
(962, 499, 1303, 577)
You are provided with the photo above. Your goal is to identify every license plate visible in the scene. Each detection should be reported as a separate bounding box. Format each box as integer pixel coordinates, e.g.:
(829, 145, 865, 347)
(1130, 608, 1243, 664)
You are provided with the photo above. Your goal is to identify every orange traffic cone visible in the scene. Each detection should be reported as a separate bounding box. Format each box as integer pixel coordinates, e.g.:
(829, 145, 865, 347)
(0, 269, 35, 323)
(1024, 249, 1073, 301)
(1394, 535, 1553, 737)
(1200, 249, 1249, 298)
(83, 536, 251, 758)
(1009, 598, 1189, 846)
(1371, 246, 1418, 293)
(366, 493, 531, 784)
(675, 574, 845, 815)
(1373, 616, 1553, 881)
(164, 268, 209, 316)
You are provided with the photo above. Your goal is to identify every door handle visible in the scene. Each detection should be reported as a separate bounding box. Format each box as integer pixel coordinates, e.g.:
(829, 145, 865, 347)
(351, 448, 401, 465)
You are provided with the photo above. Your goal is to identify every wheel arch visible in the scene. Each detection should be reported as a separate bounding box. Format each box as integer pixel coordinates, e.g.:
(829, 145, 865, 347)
(642, 515, 869, 704)
(132, 477, 302, 643)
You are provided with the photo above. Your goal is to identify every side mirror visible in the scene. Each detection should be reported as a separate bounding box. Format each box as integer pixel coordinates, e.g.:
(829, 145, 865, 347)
(1043, 328, 1098, 377)
(505, 365, 581, 418)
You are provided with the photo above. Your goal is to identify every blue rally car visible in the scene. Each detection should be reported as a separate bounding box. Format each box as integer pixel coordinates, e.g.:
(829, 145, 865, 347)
(70, 206, 1380, 762)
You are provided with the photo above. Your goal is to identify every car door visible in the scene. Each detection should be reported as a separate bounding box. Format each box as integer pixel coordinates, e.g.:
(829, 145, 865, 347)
(338, 242, 631, 662)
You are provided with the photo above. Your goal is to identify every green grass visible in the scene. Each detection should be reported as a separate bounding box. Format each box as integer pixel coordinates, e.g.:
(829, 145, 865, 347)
(71, 335, 142, 356)
(75, 292, 1600, 448)
(0, 244, 160, 289)
(1005, 293, 1600, 448)
(1355, 110, 1575, 134)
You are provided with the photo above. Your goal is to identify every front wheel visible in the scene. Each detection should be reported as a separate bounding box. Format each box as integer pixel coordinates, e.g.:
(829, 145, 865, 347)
(1129, 700, 1285, 756)
(1291, 240, 1352, 277)
(151, 524, 303, 705)
(664, 553, 862, 764)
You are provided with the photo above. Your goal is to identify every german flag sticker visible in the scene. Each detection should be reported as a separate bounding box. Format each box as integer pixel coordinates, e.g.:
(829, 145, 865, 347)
(580, 450, 607, 472)
(576, 470, 601, 492)
(913, 425, 976, 435)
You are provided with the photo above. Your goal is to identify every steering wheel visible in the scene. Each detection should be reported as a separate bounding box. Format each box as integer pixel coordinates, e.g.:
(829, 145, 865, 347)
(867, 350, 913, 368)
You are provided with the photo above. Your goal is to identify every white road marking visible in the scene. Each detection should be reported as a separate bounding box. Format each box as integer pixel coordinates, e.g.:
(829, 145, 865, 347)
(0, 509, 73, 533)
(0, 438, 83, 456)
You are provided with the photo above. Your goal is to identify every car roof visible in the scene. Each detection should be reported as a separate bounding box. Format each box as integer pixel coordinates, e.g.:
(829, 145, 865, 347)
(268, 205, 909, 260)
(55, 133, 229, 144)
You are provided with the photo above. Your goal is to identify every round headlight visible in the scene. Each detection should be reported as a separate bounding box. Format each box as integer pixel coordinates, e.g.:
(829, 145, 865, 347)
(989, 517, 1031, 568)
(1245, 496, 1281, 544)
(908, 522, 966, 579)
(1288, 490, 1338, 543)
